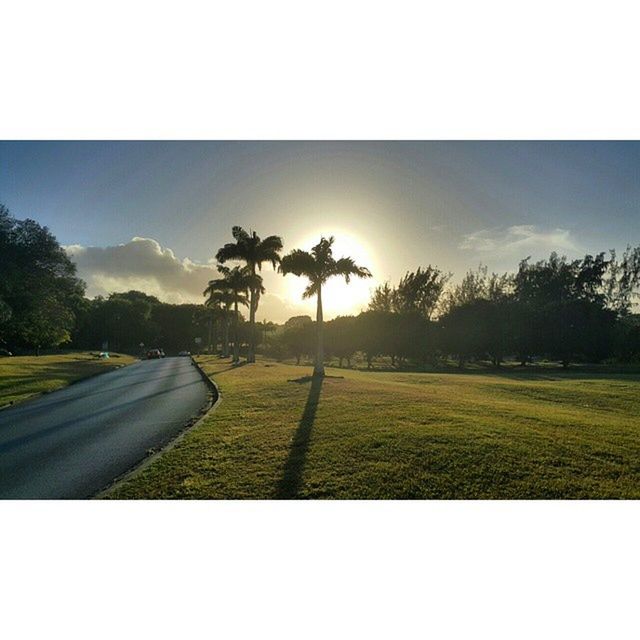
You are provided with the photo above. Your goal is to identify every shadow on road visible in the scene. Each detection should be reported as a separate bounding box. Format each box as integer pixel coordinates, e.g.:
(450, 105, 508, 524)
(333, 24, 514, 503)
(0, 380, 201, 454)
(276, 374, 323, 499)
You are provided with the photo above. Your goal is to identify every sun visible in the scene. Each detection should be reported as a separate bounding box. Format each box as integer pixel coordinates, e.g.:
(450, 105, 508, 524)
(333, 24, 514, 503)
(284, 230, 378, 318)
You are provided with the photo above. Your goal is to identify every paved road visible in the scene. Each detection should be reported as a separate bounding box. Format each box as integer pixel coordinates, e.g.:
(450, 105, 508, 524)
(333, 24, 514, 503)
(0, 357, 210, 499)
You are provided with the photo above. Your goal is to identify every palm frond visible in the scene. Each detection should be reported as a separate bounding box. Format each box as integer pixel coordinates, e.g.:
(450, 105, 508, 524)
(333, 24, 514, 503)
(216, 242, 246, 263)
(332, 257, 372, 283)
(302, 281, 319, 299)
(257, 235, 284, 269)
(279, 250, 317, 277)
(231, 226, 250, 243)
(311, 236, 335, 265)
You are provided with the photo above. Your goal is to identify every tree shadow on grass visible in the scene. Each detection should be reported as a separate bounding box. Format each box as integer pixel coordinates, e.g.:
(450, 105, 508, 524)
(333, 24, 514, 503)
(275, 374, 324, 499)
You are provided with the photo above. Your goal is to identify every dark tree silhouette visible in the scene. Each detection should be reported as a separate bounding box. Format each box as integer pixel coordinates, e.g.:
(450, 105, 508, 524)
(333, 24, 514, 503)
(204, 265, 250, 363)
(216, 227, 283, 363)
(280, 236, 372, 377)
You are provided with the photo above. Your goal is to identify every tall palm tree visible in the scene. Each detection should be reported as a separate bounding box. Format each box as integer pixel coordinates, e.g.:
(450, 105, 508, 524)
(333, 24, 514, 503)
(261, 319, 277, 346)
(204, 265, 250, 363)
(216, 227, 283, 363)
(279, 236, 372, 377)
(203, 292, 230, 356)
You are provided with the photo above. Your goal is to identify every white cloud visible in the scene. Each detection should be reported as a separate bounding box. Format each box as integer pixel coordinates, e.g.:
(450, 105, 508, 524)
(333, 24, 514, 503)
(459, 225, 578, 258)
(65, 237, 219, 304)
(64, 237, 302, 322)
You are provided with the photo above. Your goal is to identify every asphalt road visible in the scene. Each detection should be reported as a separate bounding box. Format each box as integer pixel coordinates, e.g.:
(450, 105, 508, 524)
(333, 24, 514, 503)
(0, 357, 210, 499)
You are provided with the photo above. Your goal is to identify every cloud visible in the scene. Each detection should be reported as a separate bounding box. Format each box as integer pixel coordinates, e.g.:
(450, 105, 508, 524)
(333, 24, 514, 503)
(64, 237, 304, 322)
(459, 225, 578, 258)
(65, 237, 220, 304)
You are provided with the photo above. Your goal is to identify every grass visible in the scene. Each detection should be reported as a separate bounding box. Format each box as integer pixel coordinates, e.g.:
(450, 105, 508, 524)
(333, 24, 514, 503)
(0, 351, 136, 408)
(107, 356, 640, 499)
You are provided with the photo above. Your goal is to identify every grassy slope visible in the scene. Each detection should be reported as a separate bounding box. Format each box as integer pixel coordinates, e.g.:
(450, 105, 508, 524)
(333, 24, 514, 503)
(109, 356, 640, 499)
(0, 352, 136, 407)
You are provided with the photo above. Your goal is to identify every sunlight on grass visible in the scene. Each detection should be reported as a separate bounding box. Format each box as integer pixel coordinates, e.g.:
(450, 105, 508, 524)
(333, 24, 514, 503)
(107, 357, 640, 499)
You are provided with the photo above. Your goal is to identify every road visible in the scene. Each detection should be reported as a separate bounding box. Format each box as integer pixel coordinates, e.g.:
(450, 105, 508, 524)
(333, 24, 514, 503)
(0, 357, 210, 499)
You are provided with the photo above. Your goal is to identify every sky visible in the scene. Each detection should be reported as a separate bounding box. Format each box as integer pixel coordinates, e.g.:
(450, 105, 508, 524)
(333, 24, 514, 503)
(1, 141, 639, 322)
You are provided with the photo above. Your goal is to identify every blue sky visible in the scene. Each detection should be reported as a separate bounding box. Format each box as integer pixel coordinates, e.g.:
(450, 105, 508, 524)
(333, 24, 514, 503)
(1, 141, 638, 321)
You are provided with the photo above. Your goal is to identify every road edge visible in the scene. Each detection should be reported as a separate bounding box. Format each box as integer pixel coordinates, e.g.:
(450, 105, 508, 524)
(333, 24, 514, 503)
(94, 356, 221, 499)
(0, 357, 135, 412)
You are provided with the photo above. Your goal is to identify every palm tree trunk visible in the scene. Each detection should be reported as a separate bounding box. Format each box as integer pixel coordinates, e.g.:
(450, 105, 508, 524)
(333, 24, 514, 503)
(248, 265, 257, 363)
(248, 291, 256, 362)
(223, 316, 230, 357)
(314, 284, 325, 377)
(233, 301, 240, 363)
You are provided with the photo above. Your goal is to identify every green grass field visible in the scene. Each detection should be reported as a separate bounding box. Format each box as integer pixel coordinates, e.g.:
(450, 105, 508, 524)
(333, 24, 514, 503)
(0, 352, 136, 408)
(108, 356, 640, 499)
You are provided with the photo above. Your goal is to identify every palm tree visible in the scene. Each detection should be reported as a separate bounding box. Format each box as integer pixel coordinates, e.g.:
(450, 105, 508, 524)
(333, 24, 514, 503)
(204, 281, 230, 357)
(204, 265, 250, 362)
(261, 319, 277, 346)
(279, 236, 372, 377)
(216, 227, 283, 363)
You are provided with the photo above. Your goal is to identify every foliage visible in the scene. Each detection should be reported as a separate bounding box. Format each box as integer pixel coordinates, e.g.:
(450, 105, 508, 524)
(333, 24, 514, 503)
(441, 264, 513, 314)
(604, 246, 640, 314)
(394, 266, 450, 319)
(369, 267, 450, 319)
(0, 204, 85, 353)
(279, 315, 314, 364)
(216, 226, 283, 362)
(204, 264, 251, 362)
(325, 315, 359, 367)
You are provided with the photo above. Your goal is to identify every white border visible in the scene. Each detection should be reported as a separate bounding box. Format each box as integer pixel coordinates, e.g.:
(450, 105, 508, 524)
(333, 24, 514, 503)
(2, 1, 640, 637)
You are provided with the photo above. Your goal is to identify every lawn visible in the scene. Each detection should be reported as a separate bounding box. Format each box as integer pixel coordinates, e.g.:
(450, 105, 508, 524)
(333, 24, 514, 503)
(0, 352, 136, 408)
(108, 356, 640, 499)
(106, 357, 640, 498)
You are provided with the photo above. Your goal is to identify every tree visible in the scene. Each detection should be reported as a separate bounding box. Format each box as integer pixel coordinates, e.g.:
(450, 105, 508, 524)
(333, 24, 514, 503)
(0, 297, 12, 348)
(152, 303, 202, 354)
(13, 298, 75, 355)
(71, 291, 161, 353)
(204, 265, 250, 363)
(368, 282, 397, 313)
(325, 315, 358, 367)
(441, 265, 513, 314)
(394, 266, 450, 319)
(0, 204, 85, 354)
(615, 314, 640, 362)
(259, 320, 278, 349)
(355, 311, 396, 369)
(281, 315, 314, 364)
(280, 236, 372, 377)
(203, 290, 235, 357)
(216, 227, 283, 363)
(513, 252, 616, 367)
(604, 247, 640, 315)
(440, 298, 514, 368)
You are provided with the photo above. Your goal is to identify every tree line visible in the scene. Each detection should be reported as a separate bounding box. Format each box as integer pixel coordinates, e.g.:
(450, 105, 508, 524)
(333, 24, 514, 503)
(270, 255, 640, 370)
(2, 203, 640, 373)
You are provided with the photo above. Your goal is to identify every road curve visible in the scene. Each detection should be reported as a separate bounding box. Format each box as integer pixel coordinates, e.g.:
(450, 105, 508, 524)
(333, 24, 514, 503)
(0, 357, 210, 499)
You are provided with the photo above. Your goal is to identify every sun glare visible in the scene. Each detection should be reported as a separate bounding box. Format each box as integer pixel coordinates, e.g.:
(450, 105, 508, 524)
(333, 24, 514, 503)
(285, 230, 378, 318)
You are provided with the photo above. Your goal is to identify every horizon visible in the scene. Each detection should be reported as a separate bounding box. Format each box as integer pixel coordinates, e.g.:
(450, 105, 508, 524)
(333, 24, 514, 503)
(2, 140, 639, 322)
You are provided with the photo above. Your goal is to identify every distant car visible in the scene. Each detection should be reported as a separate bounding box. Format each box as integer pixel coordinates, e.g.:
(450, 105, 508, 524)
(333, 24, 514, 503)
(159, 349, 165, 358)
(146, 349, 162, 359)
(178, 350, 191, 357)
(0, 349, 12, 357)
